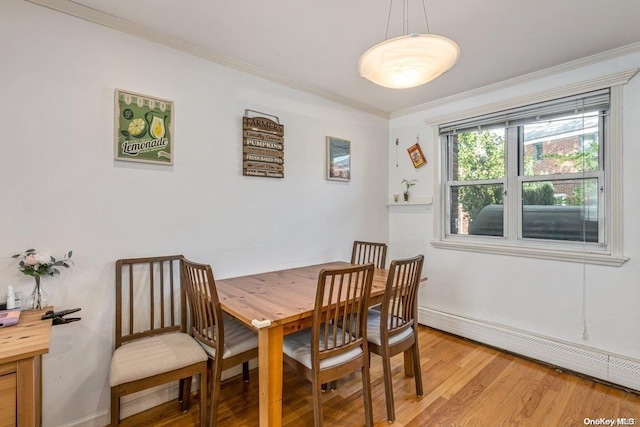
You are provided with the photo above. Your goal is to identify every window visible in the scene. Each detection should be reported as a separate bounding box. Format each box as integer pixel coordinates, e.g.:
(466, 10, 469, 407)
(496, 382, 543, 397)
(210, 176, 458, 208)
(430, 79, 630, 266)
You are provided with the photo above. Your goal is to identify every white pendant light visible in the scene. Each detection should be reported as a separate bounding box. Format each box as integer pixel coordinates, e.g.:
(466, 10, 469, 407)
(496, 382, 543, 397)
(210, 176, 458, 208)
(358, 1, 460, 89)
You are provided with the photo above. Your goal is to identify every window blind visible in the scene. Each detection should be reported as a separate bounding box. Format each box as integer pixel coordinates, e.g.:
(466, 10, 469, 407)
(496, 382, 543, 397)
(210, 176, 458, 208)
(439, 89, 610, 135)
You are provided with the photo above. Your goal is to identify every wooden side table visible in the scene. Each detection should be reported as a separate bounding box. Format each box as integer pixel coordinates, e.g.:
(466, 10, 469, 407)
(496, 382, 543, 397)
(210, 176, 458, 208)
(0, 308, 53, 427)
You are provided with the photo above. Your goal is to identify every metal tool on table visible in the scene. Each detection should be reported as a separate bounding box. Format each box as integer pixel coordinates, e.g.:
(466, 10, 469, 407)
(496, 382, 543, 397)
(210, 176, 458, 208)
(41, 308, 81, 325)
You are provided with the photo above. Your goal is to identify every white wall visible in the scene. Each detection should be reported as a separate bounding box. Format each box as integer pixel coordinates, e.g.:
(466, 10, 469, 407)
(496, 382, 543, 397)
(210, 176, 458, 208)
(0, 2, 389, 425)
(389, 52, 640, 366)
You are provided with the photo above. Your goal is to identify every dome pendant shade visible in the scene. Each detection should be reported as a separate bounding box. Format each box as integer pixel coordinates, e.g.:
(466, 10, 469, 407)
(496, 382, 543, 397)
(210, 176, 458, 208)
(358, 33, 460, 89)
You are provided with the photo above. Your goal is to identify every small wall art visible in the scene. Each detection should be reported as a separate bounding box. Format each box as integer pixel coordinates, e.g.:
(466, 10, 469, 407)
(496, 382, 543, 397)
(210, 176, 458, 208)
(242, 110, 285, 178)
(327, 136, 351, 181)
(114, 89, 174, 165)
(407, 142, 426, 169)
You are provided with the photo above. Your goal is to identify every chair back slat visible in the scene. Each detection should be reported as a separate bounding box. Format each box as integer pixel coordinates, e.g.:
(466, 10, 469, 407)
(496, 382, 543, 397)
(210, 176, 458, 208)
(313, 264, 374, 367)
(182, 259, 224, 353)
(381, 255, 424, 342)
(351, 241, 387, 269)
(128, 264, 134, 339)
(115, 255, 186, 349)
(149, 262, 155, 329)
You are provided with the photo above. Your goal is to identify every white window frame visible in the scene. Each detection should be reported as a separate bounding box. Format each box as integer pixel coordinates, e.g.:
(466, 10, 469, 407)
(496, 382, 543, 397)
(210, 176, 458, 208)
(425, 70, 636, 266)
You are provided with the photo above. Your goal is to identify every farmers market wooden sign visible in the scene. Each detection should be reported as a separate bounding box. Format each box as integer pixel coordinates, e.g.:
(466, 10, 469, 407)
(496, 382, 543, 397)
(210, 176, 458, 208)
(114, 89, 173, 165)
(243, 112, 284, 178)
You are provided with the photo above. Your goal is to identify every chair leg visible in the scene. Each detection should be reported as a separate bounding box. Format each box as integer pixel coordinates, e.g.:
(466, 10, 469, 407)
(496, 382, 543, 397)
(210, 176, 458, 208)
(242, 361, 250, 383)
(179, 378, 184, 402)
(412, 343, 424, 397)
(210, 359, 224, 427)
(110, 387, 119, 426)
(199, 365, 208, 427)
(311, 379, 324, 427)
(362, 358, 374, 427)
(403, 348, 415, 377)
(380, 350, 396, 422)
(321, 380, 337, 392)
(181, 377, 192, 412)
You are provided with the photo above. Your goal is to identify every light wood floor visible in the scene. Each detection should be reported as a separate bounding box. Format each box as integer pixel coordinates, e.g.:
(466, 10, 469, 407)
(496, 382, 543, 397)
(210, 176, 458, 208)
(119, 326, 640, 426)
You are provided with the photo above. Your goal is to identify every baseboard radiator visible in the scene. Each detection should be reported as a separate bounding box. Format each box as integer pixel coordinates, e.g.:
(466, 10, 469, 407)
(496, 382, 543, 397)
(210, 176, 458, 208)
(418, 307, 640, 392)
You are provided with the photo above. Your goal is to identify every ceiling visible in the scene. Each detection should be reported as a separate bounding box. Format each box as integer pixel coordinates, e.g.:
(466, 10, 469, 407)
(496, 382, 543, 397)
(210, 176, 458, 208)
(31, 0, 640, 117)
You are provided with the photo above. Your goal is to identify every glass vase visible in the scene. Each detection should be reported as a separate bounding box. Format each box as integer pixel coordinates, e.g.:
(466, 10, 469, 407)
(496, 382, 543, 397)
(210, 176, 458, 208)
(26, 276, 48, 310)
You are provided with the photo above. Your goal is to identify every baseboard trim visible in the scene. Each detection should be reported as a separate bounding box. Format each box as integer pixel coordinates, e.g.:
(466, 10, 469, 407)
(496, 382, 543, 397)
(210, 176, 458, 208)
(60, 361, 254, 426)
(418, 307, 640, 392)
(58, 382, 184, 427)
(57, 410, 109, 427)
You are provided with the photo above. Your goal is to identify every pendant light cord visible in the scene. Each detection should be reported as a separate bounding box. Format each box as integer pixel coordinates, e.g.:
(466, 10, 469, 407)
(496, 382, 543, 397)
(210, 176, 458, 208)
(421, 0, 431, 34)
(385, 0, 433, 38)
(404, 0, 408, 35)
(384, 0, 393, 40)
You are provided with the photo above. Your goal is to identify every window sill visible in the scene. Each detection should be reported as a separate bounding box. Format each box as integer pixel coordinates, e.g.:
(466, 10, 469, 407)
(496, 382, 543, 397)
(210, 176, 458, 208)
(431, 239, 628, 266)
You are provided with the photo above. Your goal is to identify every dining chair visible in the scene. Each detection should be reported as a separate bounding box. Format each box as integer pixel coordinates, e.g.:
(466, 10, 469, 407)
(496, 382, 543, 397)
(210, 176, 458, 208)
(323, 241, 386, 393)
(367, 254, 424, 422)
(110, 255, 208, 426)
(351, 240, 387, 269)
(283, 263, 375, 427)
(181, 258, 259, 427)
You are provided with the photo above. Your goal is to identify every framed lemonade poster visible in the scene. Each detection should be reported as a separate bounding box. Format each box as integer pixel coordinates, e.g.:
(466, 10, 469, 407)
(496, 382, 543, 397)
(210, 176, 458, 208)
(114, 89, 174, 165)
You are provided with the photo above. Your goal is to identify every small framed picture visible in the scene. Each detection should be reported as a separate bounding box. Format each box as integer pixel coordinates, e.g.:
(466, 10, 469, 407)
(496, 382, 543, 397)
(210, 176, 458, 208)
(327, 136, 351, 181)
(114, 89, 174, 165)
(407, 143, 426, 169)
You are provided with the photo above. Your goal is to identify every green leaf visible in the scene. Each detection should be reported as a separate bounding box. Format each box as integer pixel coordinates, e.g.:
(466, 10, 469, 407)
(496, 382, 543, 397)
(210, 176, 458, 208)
(11, 254, 20, 258)
(68, 251, 73, 258)
(25, 249, 35, 253)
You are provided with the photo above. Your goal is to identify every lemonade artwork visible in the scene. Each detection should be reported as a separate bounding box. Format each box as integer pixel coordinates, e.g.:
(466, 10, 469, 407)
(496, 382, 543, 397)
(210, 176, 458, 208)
(115, 89, 173, 165)
(146, 112, 166, 139)
(127, 118, 146, 137)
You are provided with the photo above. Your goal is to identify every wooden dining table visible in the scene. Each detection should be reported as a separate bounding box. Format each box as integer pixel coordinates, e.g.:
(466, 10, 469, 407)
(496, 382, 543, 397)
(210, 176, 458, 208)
(215, 261, 389, 427)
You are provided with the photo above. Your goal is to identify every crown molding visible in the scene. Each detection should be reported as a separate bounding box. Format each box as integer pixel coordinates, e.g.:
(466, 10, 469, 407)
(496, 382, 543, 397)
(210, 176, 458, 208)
(392, 42, 640, 119)
(24, 0, 391, 119)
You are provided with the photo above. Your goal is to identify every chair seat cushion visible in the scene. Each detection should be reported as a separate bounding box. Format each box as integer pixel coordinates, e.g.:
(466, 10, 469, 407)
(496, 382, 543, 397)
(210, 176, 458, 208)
(283, 327, 363, 370)
(198, 316, 258, 359)
(366, 309, 414, 346)
(110, 332, 207, 387)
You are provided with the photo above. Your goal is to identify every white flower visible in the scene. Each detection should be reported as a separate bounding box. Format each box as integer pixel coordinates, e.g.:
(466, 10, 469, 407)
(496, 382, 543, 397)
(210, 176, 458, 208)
(35, 253, 51, 264)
